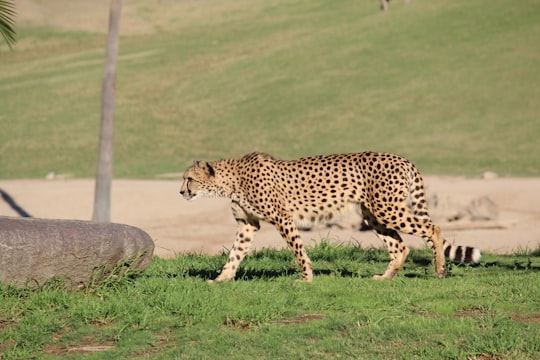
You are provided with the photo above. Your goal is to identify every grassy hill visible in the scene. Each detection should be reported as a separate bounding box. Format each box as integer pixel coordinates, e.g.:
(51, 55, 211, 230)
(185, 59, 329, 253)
(1, 0, 539, 178)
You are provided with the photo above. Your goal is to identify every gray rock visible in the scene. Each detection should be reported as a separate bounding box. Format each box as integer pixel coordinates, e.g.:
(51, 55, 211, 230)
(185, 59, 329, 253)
(0, 216, 154, 290)
(428, 194, 499, 223)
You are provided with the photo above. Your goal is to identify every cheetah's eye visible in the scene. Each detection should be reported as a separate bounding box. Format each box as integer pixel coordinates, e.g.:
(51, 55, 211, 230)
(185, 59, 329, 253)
(186, 177, 200, 188)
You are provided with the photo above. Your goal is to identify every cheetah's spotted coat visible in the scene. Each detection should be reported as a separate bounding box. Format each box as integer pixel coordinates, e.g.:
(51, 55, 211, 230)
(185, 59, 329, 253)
(180, 152, 481, 282)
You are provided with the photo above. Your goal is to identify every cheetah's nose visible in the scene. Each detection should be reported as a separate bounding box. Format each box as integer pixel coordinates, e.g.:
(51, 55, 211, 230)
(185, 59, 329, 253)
(179, 190, 189, 199)
(180, 189, 194, 200)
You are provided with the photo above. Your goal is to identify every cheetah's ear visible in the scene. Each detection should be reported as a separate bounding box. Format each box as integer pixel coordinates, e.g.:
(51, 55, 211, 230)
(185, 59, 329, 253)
(193, 160, 215, 177)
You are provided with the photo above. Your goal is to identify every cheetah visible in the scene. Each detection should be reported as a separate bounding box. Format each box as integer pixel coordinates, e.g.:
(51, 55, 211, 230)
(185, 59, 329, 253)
(179, 152, 481, 282)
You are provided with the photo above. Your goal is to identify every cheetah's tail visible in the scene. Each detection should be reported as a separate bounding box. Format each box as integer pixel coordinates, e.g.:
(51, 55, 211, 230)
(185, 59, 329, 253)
(442, 240, 481, 264)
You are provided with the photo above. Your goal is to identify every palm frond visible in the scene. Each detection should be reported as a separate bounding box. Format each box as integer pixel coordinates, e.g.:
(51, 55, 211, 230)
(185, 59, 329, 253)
(0, 0, 16, 49)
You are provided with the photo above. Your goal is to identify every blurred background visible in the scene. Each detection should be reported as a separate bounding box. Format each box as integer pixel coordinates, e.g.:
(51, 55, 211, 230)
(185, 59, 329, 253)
(1, 0, 539, 179)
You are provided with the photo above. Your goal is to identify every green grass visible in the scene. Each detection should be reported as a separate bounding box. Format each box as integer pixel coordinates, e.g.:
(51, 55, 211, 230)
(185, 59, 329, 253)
(1, 243, 539, 359)
(1, 0, 539, 179)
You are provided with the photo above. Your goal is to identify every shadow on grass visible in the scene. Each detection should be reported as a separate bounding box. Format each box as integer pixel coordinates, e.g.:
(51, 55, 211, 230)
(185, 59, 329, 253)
(483, 260, 540, 272)
(151, 247, 540, 282)
(161, 268, 365, 281)
(235, 268, 367, 280)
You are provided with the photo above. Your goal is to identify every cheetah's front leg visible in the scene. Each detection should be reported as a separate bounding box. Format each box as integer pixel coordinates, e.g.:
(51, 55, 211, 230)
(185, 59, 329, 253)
(275, 217, 313, 282)
(211, 203, 260, 283)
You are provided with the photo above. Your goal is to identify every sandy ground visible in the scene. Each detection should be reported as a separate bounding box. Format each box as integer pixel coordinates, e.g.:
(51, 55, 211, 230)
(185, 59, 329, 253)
(1, 176, 540, 258)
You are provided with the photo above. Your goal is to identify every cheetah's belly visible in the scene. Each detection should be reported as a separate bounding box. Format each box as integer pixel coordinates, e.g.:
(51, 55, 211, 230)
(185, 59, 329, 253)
(291, 202, 357, 228)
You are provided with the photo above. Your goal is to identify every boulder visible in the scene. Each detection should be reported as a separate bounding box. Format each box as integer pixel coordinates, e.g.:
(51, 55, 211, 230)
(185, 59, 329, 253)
(0, 216, 154, 290)
(428, 194, 499, 223)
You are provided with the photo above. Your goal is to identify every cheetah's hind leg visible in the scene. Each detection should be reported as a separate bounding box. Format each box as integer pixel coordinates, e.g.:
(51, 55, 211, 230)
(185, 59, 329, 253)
(372, 228, 410, 280)
(361, 206, 410, 280)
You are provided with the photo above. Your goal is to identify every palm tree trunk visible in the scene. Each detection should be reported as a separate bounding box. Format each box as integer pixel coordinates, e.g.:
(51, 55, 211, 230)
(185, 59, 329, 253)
(92, 0, 122, 222)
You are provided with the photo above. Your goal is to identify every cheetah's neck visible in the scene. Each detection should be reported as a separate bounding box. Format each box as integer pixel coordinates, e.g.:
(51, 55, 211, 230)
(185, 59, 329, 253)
(210, 159, 241, 199)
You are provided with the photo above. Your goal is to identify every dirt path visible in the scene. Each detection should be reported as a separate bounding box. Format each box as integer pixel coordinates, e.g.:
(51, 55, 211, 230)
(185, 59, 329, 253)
(1, 177, 539, 258)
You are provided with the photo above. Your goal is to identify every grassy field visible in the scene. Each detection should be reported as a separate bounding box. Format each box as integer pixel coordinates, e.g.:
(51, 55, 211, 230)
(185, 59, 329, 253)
(1, 1, 540, 358)
(1, 243, 539, 359)
(1, 0, 539, 179)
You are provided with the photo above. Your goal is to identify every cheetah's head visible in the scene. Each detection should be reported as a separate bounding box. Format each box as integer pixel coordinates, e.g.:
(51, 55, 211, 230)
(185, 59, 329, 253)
(180, 160, 218, 201)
